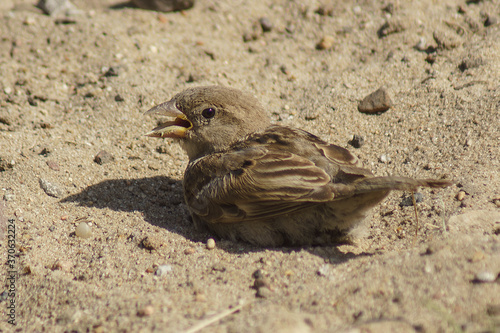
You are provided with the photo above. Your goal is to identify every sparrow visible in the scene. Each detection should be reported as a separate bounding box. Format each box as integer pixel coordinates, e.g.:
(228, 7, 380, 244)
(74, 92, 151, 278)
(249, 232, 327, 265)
(145, 86, 451, 247)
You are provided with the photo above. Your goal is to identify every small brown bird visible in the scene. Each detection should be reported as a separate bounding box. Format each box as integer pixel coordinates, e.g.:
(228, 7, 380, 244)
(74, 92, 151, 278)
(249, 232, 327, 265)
(145, 86, 451, 247)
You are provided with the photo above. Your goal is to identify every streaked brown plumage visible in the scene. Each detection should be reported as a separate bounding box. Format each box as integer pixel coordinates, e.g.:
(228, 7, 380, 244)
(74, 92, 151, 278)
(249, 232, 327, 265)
(145, 86, 451, 247)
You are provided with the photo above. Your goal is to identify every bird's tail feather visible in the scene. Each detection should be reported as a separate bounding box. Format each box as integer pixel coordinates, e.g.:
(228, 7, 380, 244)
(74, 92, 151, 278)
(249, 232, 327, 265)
(349, 176, 453, 195)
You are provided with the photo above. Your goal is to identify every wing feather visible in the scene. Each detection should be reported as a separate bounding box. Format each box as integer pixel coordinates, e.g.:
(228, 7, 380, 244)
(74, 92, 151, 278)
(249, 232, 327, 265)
(185, 148, 335, 223)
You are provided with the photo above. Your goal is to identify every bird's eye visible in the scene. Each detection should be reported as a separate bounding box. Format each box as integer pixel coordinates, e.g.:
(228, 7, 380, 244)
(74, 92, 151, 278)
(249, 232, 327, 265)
(201, 108, 216, 119)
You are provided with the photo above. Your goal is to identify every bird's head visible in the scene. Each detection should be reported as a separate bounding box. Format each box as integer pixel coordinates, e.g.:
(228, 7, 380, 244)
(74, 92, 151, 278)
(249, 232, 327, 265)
(145, 86, 270, 160)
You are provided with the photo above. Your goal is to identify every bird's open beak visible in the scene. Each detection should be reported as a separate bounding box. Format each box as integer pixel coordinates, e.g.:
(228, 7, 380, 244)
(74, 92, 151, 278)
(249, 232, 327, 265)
(144, 100, 192, 138)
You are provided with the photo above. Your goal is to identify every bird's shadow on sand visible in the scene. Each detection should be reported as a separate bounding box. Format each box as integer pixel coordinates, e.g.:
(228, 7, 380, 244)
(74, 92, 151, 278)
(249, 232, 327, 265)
(61, 176, 371, 264)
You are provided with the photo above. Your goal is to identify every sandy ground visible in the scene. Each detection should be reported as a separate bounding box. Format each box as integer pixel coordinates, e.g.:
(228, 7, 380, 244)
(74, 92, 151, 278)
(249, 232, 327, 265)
(1, 0, 499, 332)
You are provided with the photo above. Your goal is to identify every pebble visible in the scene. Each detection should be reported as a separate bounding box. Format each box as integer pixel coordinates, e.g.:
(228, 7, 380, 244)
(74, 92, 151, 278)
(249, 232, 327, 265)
(0, 156, 15, 171)
(399, 192, 424, 207)
(46, 160, 60, 171)
(103, 67, 119, 77)
(212, 263, 226, 272)
(487, 304, 500, 316)
(3, 193, 15, 201)
(382, 3, 395, 14)
(206, 238, 216, 250)
(358, 87, 392, 114)
(470, 250, 485, 263)
(131, 0, 195, 12)
(415, 37, 427, 51)
(433, 29, 462, 50)
(259, 17, 273, 32)
(252, 269, 272, 298)
(39, 147, 52, 156)
(0, 291, 8, 302)
(23, 16, 36, 25)
(458, 55, 485, 71)
(53, 260, 72, 272)
(93, 326, 105, 333)
(377, 19, 406, 38)
(37, 0, 81, 16)
(137, 305, 154, 317)
(0, 114, 12, 125)
(456, 191, 466, 201)
(348, 135, 365, 148)
(484, 15, 497, 27)
(141, 236, 163, 250)
(94, 150, 114, 165)
(184, 247, 195, 255)
(473, 271, 498, 283)
(378, 154, 390, 163)
(285, 24, 295, 34)
(316, 5, 334, 16)
(316, 36, 335, 50)
(256, 286, 272, 298)
(156, 145, 169, 154)
(155, 264, 173, 276)
(39, 178, 65, 198)
(493, 196, 500, 208)
(303, 106, 320, 120)
(75, 222, 92, 238)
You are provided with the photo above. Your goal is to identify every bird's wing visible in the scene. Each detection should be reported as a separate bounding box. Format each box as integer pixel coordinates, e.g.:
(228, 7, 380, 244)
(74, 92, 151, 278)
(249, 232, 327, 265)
(184, 146, 339, 223)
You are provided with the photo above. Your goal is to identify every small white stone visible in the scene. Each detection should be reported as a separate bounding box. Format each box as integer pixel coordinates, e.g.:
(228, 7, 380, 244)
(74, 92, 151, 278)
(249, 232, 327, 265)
(75, 222, 92, 238)
(155, 264, 173, 276)
(379, 154, 390, 163)
(206, 238, 216, 250)
(475, 271, 497, 283)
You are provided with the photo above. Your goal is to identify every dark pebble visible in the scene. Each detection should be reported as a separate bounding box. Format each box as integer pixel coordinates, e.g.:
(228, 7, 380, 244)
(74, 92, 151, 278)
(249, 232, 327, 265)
(39, 147, 52, 156)
(94, 150, 114, 165)
(259, 17, 273, 32)
(382, 3, 394, 14)
(487, 304, 500, 316)
(28, 96, 38, 106)
(358, 87, 392, 114)
(104, 67, 118, 77)
(156, 145, 168, 154)
(252, 269, 263, 279)
(315, 5, 334, 16)
(400, 192, 424, 207)
(348, 135, 365, 148)
(131, 0, 195, 12)
(0, 290, 8, 302)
